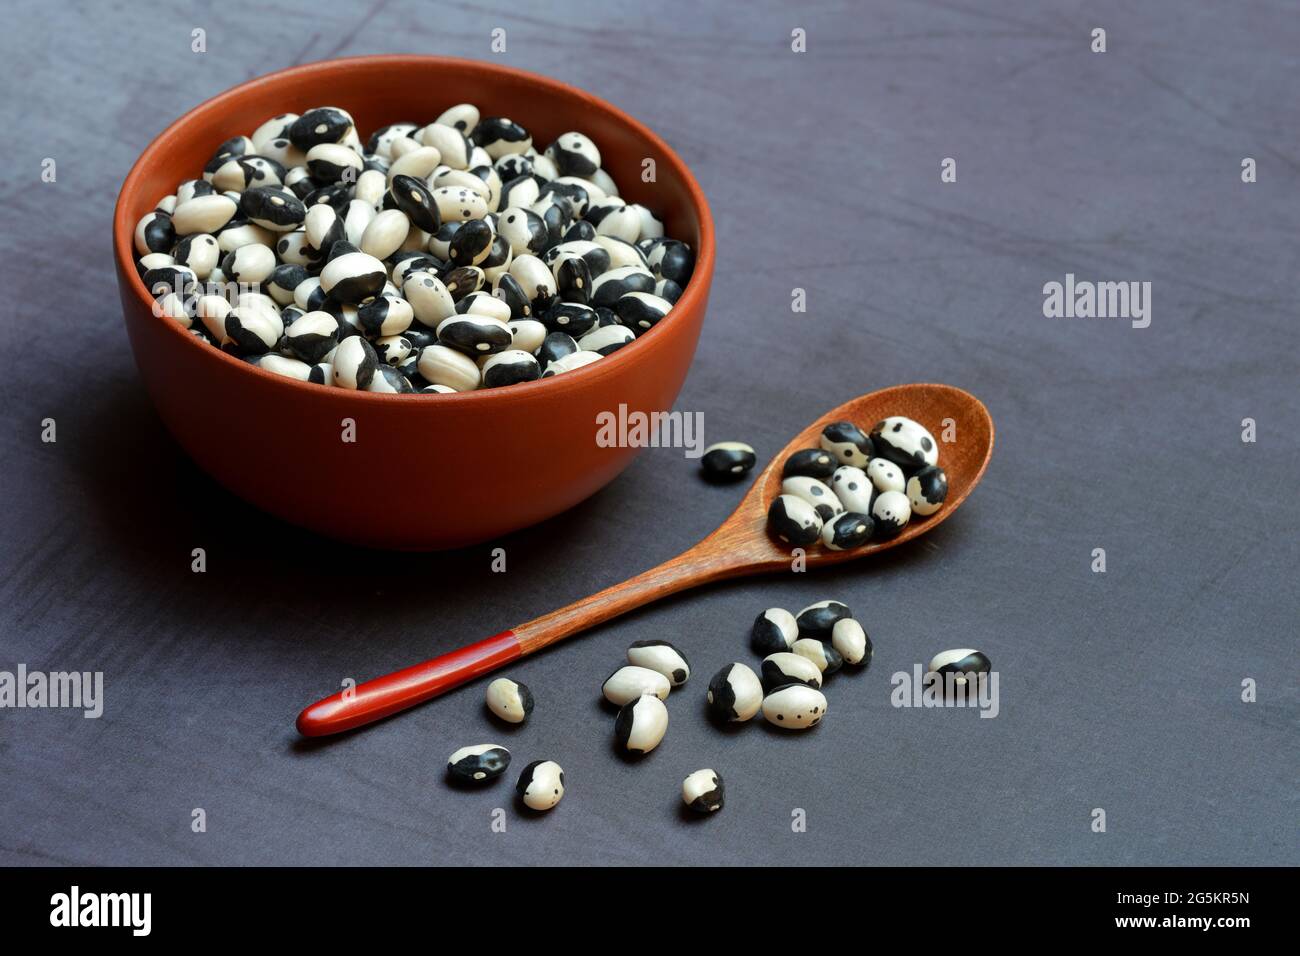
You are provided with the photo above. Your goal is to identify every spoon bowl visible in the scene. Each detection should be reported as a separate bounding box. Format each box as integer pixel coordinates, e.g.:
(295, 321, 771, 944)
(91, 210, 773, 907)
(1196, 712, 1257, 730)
(297, 383, 994, 736)
(708, 381, 995, 572)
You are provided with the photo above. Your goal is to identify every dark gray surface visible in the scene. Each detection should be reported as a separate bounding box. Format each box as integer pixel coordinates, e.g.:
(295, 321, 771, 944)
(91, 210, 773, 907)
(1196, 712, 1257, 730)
(1, 0, 1296, 866)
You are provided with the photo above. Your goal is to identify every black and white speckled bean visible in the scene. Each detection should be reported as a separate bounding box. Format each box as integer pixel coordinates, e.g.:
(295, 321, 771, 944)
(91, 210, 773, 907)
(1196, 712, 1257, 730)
(486, 677, 534, 724)
(285, 311, 339, 364)
(706, 663, 763, 722)
(171, 195, 238, 236)
(389, 174, 441, 233)
(331, 335, 378, 390)
(542, 302, 599, 337)
(700, 441, 756, 482)
(760, 652, 823, 691)
(437, 315, 512, 356)
(540, 350, 601, 376)
(767, 494, 823, 546)
(320, 251, 387, 304)
(367, 364, 414, 393)
(577, 323, 634, 355)
(761, 684, 827, 729)
(224, 299, 283, 355)
(447, 743, 510, 783)
(831, 618, 872, 667)
(781, 476, 843, 522)
(506, 318, 547, 353)
(535, 330, 579, 371)
(782, 448, 837, 481)
(134, 211, 175, 255)
(627, 640, 690, 687)
(480, 349, 541, 387)
(289, 107, 354, 151)
(357, 294, 414, 337)
(830, 465, 875, 514)
(751, 607, 798, 655)
(792, 638, 843, 676)
(590, 266, 655, 309)
(820, 511, 874, 551)
(795, 601, 852, 642)
(613, 693, 668, 755)
(417, 344, 480, 391)
(871, 490, 911, 537)
(906, 464, 948, 516)
(682, 769, 724, 813)
(602, 665, 670, 706)
(928, 649, 990, 691)
(820, 420, 873, 468)
(515, 759, 563, 811)
(613, 291, 672, 333)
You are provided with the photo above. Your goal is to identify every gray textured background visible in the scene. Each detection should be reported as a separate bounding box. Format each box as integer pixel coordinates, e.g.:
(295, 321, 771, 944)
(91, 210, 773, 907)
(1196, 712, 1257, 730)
(1, 0, 1296, 866)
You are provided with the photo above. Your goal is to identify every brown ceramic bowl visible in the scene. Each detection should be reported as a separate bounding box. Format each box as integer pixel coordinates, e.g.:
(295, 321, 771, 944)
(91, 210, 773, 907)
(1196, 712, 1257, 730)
(113, 55, 714, 550)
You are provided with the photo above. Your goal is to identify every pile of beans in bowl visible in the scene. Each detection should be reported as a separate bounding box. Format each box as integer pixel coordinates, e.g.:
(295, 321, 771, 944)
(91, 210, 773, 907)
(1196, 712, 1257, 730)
(132, 105, 695, 393)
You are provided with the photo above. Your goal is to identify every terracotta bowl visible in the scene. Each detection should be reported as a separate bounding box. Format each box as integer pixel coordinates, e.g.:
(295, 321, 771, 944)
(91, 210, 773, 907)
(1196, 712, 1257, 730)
(113, 55, 714, 550)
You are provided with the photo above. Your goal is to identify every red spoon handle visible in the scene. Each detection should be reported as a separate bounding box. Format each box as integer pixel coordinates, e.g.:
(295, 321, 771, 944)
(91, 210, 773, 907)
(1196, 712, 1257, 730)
(295, 630, 522, 736)
(295, 538, 754, 737)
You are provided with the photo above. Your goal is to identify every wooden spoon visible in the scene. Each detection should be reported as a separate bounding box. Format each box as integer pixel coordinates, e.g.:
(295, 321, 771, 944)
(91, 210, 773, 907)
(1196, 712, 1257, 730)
(296, 383, 993, 736)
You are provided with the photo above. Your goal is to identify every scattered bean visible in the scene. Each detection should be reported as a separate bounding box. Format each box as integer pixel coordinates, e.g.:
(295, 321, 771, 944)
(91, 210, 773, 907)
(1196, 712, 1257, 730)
(602, 665, 670, 706)
(791, 638, 843, 676)
(751, 608, 798, 655)
(761, 685, 827, 729)
(796, 600, 852, 643)
(682, 769, 724, 813)
(626, 640, 690, 687)
(831, 618, 872, 667)
(447, 744, 511, 783)
(485, 677, 534, 724)
(760, 652, 823, 691)
(928, 649, 990, 692)
(706, 663, 764, 722)
(700, 441, 757, 482)
(613, 693, 668, 755)
(516, 759, 564, 811)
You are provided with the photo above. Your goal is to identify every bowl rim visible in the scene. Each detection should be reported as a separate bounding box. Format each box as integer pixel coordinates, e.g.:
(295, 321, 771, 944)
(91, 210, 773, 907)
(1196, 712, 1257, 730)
(113, 53, 715, 406)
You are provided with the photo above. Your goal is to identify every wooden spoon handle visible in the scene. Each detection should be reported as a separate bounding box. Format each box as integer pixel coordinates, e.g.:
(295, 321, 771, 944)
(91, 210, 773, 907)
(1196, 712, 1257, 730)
(295, 540, 743, 737)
